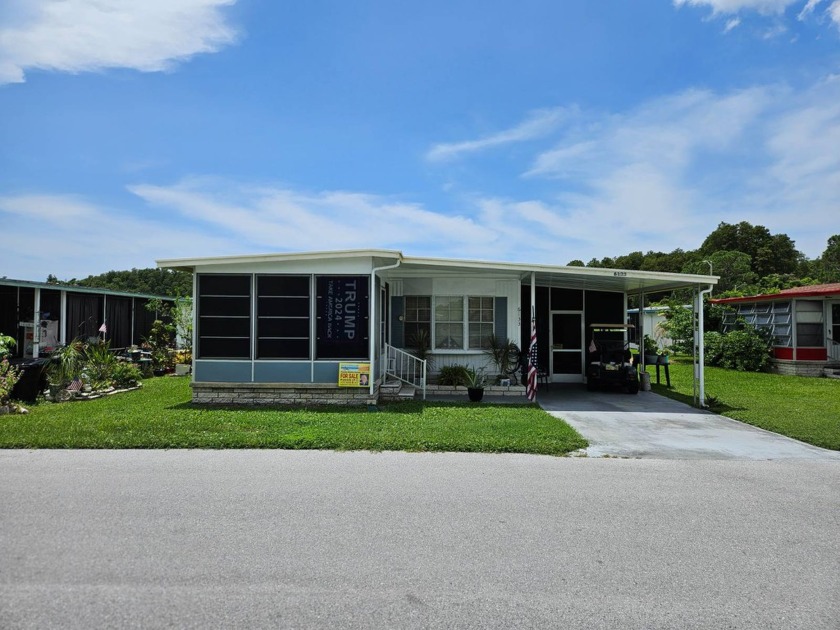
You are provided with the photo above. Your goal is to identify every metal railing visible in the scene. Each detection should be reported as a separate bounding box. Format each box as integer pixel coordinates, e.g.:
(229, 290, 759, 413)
(828, 337, 840, 364)
(384, 344, 427, 400)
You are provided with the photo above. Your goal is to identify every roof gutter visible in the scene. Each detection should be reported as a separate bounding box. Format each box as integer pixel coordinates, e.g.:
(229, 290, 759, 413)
(369, 256, 403, 397)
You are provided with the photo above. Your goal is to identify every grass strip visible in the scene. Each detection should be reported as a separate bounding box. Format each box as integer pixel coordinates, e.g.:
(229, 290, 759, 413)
(0, 377, 587, 455)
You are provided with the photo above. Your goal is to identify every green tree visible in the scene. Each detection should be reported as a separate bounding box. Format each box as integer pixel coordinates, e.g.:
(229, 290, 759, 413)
(658, 298, 695, 354)
(817, 234, 840, 282)
(699, 221, 801, 278)
(46, 268, 192, 297)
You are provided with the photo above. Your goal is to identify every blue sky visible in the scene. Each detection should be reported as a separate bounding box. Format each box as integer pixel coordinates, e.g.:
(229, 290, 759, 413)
(1, 0, 839, 280)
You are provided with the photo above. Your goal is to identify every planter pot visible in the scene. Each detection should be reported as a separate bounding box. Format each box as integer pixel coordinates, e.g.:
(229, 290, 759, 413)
(175, 364, 191, 376)
(467, 387, 485, 402)
(644, 354, 659, 365)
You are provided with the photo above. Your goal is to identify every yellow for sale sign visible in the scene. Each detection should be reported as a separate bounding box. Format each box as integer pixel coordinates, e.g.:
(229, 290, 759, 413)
(338, 362, 371, 387)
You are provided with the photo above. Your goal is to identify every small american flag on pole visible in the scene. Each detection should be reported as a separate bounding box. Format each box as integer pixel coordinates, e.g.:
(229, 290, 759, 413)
(526, 317, 538, 401)
(98, 323, 107, 333)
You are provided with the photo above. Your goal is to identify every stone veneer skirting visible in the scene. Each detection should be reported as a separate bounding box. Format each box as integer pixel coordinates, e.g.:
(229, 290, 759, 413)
(770, 359, 835, 377)
(191, 382, 379, 406)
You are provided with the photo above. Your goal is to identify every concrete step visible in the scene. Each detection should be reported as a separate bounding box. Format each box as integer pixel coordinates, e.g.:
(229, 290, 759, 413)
(398, 385, 417, 398)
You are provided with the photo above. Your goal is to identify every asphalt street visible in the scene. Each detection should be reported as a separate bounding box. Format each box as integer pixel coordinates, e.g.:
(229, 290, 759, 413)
(2, 450, 839, 629)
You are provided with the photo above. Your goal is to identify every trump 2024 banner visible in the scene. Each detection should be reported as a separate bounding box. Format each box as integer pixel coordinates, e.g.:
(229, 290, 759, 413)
(316, 276, 369, 359)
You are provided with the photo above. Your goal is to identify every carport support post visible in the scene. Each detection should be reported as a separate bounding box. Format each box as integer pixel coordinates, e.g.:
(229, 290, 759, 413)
(697, 284, 712, 408)
(638, 290, 645, 370)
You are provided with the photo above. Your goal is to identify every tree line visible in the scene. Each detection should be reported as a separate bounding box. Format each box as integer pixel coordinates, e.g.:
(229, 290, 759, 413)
(569, 221, 839, 297)
(45, 221, 839, 299)
(46, 268, 193, 297)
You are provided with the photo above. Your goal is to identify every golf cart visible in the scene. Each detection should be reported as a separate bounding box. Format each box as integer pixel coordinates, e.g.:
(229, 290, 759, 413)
(586, 324, 639, 394)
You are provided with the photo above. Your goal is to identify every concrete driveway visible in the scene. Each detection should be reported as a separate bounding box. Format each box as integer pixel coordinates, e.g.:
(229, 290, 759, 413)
(538, 384, 840, 460)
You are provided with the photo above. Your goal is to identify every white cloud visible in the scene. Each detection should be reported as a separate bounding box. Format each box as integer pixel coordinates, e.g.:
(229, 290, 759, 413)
(527, 87, 769, 180)
(798, 0, 824, 19)
(128, 179, 502, 258)
(425, 108, 571, 162)
(0, 193, 232, 279)
(0, 0, 239, 84)
(516, 77, 839, 260)
(675, 0, 840, 30)
(830, 1, 840, 27)
(674, 0, 796, 14)
(724, 17, 743, 30)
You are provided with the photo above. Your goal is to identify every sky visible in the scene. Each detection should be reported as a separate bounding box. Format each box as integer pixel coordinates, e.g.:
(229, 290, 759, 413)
(1, 0, 839, 281)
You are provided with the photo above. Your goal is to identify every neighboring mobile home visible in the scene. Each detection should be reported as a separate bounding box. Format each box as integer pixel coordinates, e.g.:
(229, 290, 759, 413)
(0, 278, 173, 359)
(712, 283, 840, 377)
(157, 250, 718, 404)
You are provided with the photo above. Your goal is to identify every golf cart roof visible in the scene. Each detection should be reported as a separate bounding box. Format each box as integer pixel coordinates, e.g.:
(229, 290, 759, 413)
(589, 323, 635, 330)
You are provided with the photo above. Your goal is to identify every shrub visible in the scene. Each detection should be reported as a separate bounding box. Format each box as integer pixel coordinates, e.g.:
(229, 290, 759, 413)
(111, 362, 143, 388)
(705, 326, 772, 372)
(0, 359, 21, 404)
(703, 331, 726, 366)
(437, 364, 470, 386)
(0, 333, 16, 359)
(84, 341, 117, 385)
(47, 340, 85, 388)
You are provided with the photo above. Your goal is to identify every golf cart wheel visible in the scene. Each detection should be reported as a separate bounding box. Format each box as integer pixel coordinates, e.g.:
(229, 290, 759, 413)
(586, 378, 597, 391)
(627, 381, 640, 395)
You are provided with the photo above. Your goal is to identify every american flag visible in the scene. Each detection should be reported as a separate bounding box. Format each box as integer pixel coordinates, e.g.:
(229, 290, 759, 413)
(67, 378, 83, 392)
(526, 317, 538, 401)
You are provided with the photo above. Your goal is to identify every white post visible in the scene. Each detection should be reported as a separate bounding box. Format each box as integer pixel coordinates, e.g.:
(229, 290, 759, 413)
(369, 272, 376, 397)
(33, 288, 41, 358)
(60, 290, 67, 346)
(697, 285, 713, 407)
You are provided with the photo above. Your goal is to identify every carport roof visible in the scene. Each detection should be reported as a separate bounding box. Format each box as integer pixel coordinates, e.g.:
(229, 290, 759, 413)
(157, 249, 718, 294)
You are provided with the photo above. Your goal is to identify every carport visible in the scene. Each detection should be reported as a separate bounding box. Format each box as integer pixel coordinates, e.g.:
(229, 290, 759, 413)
(511, 263, 717, 401)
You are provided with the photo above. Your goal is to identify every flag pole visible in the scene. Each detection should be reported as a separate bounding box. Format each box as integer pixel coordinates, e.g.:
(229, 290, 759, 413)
(526, 272, 538, 402)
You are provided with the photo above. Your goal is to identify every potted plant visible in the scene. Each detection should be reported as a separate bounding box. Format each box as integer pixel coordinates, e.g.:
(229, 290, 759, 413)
(643, 335, 660, 365)
(144, 319, 175, 376)
(46, 340, 84, 401)
(464, 367, 487, 402)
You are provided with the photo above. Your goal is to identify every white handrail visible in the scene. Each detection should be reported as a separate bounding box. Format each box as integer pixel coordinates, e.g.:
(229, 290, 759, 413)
(828, 338, 840, 363)
(384, 343, 427, 400)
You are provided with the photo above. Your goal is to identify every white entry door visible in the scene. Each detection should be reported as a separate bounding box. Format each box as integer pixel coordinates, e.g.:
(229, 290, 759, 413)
(829, 301, 840, 362)
(550, 312, 584, 383)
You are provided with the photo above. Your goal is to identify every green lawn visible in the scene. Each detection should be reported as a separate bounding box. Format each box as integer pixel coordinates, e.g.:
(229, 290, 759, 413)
(650, 361, 840, 450)
(0, 376, 587, 455)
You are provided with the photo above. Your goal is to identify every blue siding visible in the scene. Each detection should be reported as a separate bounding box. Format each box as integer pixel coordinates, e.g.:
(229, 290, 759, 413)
(254, 362, 312, 383)
(313, 362, 341, 384)
(495, 297, 508, 340)
(194, 361, 252, 382)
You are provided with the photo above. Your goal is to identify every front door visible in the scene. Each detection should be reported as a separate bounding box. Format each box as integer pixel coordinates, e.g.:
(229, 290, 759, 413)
(829, 301, 840, 362)
(550, 312, 584, 382)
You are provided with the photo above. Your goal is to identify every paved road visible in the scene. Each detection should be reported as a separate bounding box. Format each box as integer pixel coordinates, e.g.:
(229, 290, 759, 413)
(538, 385, 840, 460)
(2, 450, 839, 629)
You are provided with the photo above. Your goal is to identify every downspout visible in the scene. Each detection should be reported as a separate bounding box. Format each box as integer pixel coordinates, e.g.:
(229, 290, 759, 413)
(697, 283, 713, 407)
(370, 256, 403, 397)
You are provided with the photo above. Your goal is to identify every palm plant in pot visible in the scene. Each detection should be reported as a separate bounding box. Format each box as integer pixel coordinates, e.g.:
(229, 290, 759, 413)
(464, 367, 488, 402)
